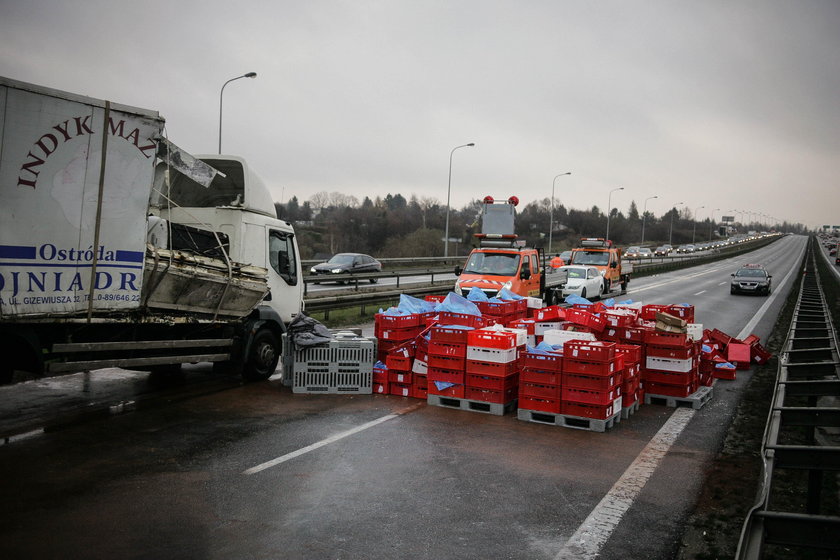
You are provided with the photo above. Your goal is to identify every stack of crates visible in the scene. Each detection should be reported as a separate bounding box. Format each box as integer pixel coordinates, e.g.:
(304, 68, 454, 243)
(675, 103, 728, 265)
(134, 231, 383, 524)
(386, 343, 414, 397)
(641, 330, 699, 398)
(291, 332, 376, 394)
(412, 335, 429, 399)
(375, 312, 423, 363)
(560, 340, 623, 421)
(427, 324, 473, 399)
(464, 328, 524, 406)
(616, 343, 642, 416)
(519, 347, 564, 413)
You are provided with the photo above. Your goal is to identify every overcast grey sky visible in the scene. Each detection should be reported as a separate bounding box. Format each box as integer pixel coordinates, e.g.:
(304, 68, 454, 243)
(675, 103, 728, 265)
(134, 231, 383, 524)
(2, 1, 838, 228)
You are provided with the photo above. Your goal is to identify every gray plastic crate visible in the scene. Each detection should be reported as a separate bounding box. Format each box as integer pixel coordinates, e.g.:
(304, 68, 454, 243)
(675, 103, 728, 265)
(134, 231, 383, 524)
(290, 332, 375, 394)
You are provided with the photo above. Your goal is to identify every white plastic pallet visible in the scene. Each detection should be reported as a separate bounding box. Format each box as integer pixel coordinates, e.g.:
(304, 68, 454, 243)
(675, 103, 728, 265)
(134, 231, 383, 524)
(644, 385, 713, 409)
(427, 394, 516, 416)
(517, 408, 621, 432)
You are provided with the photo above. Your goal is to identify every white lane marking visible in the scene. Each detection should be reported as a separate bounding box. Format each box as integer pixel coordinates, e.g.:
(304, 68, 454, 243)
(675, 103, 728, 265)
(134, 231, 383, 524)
(718, 282, 727, 286)
(243, 414, 398, 475)
(242, 402, 423, 475)
(554, 408, 695, 560)
(693, 290, 706, 296)
(2, 428, 45, 445)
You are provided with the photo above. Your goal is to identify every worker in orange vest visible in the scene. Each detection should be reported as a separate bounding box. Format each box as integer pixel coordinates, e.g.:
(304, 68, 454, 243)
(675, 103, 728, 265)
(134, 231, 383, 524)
(550, 253, 565, 268)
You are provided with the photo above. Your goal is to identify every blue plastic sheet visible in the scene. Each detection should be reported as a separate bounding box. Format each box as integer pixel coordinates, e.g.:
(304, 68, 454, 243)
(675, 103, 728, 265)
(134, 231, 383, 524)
(564, 294, 591, 306)
(466, 287, 489, 302)
(602, 298, 615, 308)
(374, 360, 387, 369)
(399, 293, 435, 313)
(715, 362, 736, 370)
(434, 292, 481, 316)
(498, 287, 524, 300)
(434, 381, 457, 390)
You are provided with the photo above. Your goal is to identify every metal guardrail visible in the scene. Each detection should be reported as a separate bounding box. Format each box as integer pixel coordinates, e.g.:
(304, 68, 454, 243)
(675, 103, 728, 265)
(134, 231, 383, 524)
(736, 238, 840, 558)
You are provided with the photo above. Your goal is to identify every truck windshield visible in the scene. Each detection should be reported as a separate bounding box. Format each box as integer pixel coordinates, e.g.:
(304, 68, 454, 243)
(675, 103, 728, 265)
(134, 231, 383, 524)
(153, 159, 245, 208)
(571, 251, 610, 266)
(463, 252, 520, 276)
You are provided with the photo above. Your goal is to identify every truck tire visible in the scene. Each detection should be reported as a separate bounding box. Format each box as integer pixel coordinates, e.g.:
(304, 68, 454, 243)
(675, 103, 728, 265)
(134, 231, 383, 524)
(243, 329, 280, 381)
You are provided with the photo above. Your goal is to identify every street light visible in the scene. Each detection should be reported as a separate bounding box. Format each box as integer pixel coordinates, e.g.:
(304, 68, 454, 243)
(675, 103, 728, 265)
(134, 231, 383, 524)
(219, 72, 257, 154)
(708, 208, 720, 240)
(669, 202, 684, 246)
(444, 142, 475, 257)
(605, 187, 624, 242)
(640, 195, 658, 247)
(692, 205, 705, 243)
(548, 172, 571, 254)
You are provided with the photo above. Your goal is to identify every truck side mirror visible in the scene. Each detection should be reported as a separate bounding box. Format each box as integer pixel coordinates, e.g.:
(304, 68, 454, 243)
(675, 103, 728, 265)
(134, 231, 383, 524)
(454, 265, 462, 276)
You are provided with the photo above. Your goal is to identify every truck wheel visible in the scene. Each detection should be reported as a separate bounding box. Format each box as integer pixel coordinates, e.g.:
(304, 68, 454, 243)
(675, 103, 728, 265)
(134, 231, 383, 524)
(244, 329, 280, 381)
(621, 280, 628, 292)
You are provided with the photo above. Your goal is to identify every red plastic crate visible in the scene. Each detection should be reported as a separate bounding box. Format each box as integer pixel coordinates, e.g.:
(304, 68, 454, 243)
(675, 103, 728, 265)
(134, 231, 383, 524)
(561, 400, 617, 420)
(427, 341, 467, 358)
(615, 343, 642, 364)
(373, 366, 389, 384)
(621, 326, 648, 344)
(624, 362, 641, 380)
(508, 318, 536, 334)
(523, 350, 563, 372)
(603, 310, 636, 328)
(562, 371, 621, 391)
(375, 312, 422, 329)
(706, 328, 733, 347)
(713, 366, 737, 380)
(646, 342, 695, 360)
(434, 312, 486, 328)
(565, 308, 607, 331)
(389, 382, 413, 397)
(465, 385, 517, 404)
(411, 385, 428, 400)
(520, 367, 562, 386)
(519, 395, 562, 414)
(426, 366, 465, 384)
(533, 305, 565, 321)
(379, 326, 422, 342)
(751, 342, 772, 365)
(385, 353, 412, 371)
(427, 354, 466, 371)
(467, 329, 518, 349)
(667, 304, 695, 323)
(430, 324, 474, 344)
(467, 372, 519, 391)
(373, 381, 390, 394)
(412, 373, 428, 389)
(428, 380, 465, 398)
(622, 375, 641, 395)
(644, 381, 698, 398)
(465, 359, 519, 376)
(641, 369, 695, 386)
(520, 381, 561, 400)
(644, 330, 689, 347)
(476, 299, 517, 317)
(563, 357, 622, 377)
(564, 340, 617, 362)
(727, 342, 752, 364)
(562, 385, 620, 406)
(388, 371, 413, 384)
(640, 304, 670, 321)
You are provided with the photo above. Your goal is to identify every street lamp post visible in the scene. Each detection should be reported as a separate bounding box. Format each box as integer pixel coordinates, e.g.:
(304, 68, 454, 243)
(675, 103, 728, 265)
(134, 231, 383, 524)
(669, 202, 684, 246)
(708, 208, 720, 240)
(605, 187, 624, 242)
(640, 195, 658, 247)
(548, 172, 571, 254)
(219, 72, 257, 154)
(692, 205, 705, 244)
(444, 142, 475, 257)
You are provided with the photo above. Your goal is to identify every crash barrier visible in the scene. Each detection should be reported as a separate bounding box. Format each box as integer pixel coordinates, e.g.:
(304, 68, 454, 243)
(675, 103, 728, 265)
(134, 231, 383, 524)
(736, 239, 840, 559)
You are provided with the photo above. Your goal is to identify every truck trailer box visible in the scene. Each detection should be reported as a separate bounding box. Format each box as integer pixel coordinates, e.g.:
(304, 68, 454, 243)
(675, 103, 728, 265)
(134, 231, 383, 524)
(0, 77, 163, 318)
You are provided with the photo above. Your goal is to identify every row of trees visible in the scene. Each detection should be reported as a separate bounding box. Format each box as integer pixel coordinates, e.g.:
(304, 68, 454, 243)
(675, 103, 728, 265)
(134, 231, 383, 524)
(275, 193, 804, 260)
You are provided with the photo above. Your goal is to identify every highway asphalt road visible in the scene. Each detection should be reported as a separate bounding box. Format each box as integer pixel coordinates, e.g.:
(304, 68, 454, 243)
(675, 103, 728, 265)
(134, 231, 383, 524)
(0, 235, 806, 559)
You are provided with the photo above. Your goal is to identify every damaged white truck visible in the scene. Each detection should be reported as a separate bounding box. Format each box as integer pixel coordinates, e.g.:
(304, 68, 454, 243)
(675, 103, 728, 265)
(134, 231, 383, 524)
(0, 77, 304, 383)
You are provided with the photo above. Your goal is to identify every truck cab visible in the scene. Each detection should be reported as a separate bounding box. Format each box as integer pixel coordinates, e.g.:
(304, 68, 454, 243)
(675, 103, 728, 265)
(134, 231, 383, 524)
(455, 246, 542, 298)
(569, 238, 630, 294)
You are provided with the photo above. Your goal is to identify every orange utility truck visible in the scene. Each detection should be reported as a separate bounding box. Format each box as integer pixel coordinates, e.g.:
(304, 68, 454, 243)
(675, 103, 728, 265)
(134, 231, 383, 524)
(454, 196, 569, 305)
(568, 237, 631, 296)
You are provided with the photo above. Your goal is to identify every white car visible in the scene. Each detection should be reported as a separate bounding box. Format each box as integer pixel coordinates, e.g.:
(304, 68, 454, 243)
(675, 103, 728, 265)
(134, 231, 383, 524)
(560, 265, 604, 300)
